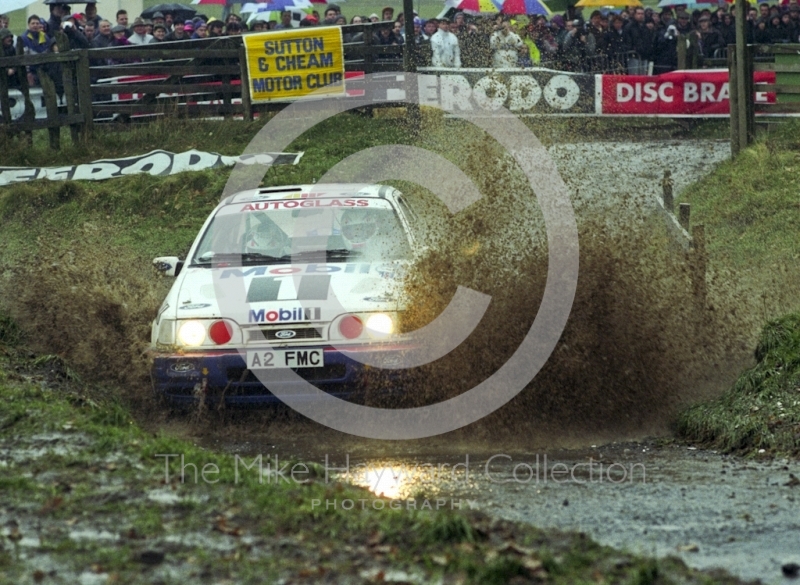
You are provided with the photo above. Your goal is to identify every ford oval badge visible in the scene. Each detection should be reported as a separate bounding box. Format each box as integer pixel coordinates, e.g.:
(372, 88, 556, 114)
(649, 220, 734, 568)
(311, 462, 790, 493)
(275, 330, 296, 339)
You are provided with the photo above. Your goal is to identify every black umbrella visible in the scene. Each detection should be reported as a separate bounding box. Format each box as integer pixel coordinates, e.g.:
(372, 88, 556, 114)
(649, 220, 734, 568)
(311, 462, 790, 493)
(141, 3, 197, 22)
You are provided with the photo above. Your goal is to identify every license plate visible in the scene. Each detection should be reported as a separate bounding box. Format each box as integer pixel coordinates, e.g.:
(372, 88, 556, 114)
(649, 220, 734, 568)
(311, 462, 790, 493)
(246, 349, 325, 369)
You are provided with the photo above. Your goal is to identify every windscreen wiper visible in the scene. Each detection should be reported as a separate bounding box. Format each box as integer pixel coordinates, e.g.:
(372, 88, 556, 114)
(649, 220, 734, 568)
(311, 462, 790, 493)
(190, 252, 290, 267)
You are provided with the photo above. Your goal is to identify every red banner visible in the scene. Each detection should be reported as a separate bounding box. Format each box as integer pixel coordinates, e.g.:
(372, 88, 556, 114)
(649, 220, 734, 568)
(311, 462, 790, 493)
(599, 69, 776, 116)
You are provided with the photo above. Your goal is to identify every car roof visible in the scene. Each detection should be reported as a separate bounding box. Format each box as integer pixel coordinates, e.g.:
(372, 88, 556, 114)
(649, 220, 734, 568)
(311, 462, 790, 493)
(223, 184, 397, 205)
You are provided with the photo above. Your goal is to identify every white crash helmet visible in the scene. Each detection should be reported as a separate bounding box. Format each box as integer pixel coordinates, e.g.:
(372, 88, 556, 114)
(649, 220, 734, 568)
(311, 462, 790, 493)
(340, 209, 379, 251)
(245, 220, 286, 257)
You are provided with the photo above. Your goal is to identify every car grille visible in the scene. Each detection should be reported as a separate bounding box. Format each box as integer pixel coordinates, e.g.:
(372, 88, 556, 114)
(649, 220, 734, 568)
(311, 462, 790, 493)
(247, 327, 324, 342)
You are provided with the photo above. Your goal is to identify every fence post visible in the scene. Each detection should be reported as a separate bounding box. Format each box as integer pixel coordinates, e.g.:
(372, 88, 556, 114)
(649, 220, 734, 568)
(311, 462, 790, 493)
(15, 36, 34, 144)
(0, 62, 10, 126)
(728, 45, 739, 156)
(238, 43, 252, 121)
(38, 66, 60, 150)
(734, 0, 750, 151)
(677, 34, 687, 70)
(402, 0, 420, 135)
(679, 203, 690, 230)
(662, 170, 674, 212)
(745, 43, 755, 143)
(363, 24, 374, 117)
(75, 50, 93, 138)
(61, 58, 79, 144)
(363, 23, 374, 75)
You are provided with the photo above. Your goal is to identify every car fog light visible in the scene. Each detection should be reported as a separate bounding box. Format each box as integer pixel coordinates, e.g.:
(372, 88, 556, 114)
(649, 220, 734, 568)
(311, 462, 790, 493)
(339, 315, 363, 339)
(178, 320, 206, 346)
(209, 320, 233, 345)
(365, 313, 393, 339)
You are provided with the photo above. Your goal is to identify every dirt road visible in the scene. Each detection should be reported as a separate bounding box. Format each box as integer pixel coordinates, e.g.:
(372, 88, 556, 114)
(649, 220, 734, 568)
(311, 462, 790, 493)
(208, 431, 799, 585)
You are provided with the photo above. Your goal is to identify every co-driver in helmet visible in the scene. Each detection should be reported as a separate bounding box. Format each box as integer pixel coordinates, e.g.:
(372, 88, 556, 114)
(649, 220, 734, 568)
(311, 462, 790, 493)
(244, 219, 288, 258)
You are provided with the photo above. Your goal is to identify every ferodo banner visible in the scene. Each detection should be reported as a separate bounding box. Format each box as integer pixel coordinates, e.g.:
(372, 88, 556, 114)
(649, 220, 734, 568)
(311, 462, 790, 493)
(0, 149, 303, 187)
(244, 26, 345, 103)
(417, 68, 596, 114)
(600, 69, 777, 116)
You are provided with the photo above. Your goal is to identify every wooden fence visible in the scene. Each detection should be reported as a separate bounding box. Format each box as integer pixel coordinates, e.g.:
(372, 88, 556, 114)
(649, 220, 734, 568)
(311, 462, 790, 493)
(0, 24, 405, 149)
(6, 30, 799, 151)
(729, 44, 800, 155)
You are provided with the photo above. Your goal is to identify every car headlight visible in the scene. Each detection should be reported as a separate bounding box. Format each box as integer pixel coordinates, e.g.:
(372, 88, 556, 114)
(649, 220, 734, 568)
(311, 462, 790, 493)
(365, 313, 394, 339)
(177, 320, 206, 346)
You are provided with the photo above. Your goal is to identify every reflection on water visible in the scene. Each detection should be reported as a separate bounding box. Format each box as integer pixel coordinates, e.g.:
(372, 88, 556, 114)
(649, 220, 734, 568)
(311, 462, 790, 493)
(343, 459, 474, 500)
(361, 467, 405, 499)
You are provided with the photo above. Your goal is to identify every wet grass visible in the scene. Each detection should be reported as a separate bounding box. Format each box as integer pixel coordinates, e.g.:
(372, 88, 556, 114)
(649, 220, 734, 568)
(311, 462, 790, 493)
(0, 353, 748, 584)
(676, 312, 800, 456)
(671, 120, 800, 456)
(679, 119, 800, 277)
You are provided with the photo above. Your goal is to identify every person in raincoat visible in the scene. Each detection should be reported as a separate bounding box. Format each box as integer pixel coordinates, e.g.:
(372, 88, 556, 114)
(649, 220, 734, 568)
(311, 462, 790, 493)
(490, 17, 524, 68)
(520, 22, 541, 67)
(430, 17, 461, 68)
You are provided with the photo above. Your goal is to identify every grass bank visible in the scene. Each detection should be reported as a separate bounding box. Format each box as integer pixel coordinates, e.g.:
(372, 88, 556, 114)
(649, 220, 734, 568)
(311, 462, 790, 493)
(674, 121, 800, 456)
(676, 313, 800, 456)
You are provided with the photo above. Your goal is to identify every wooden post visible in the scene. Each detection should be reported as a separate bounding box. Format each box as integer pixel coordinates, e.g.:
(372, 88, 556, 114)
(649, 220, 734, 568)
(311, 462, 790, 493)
(728, 45, 739, 156)
(745, 43, 755, 143)
(677, 34, 687, 71)
(0, 61, 11, 126)
(734, 0, 749, 151)
(15, 36, 34, 144)
(403, 0, 416, 74)
(38, 65, 60, 150)
(662, 170, 674, 212)
(679, 203, 690, 230)
(61, 60, 79, 144)
(402, 0, 420, 135)
(363, 24, 374, 117)
(238, 44, 252, 121)
(75, 50, 93, 138)
(363, 23, 374, 74)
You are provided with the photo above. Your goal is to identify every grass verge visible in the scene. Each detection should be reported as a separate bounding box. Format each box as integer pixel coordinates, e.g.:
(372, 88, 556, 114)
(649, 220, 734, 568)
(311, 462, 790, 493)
(0, 346, 747, 584)
(676, 313, 800, 456)
(674, 120, 800, 456)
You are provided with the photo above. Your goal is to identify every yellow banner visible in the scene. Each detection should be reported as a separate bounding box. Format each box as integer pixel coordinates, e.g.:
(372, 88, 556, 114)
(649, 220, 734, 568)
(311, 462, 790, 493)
(244, 27, 345, 103)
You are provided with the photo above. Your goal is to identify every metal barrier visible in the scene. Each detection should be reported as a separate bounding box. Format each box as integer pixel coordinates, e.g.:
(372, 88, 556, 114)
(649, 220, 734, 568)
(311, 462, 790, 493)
(583, 51, 639, 74)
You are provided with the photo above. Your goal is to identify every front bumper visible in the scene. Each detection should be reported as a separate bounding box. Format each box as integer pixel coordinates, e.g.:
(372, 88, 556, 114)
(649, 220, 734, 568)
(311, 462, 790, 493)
(150, 344, 414, 406)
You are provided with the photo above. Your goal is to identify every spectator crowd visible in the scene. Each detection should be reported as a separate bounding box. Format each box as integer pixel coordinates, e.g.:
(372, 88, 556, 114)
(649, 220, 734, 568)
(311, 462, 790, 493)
(3, 0, 800, 89)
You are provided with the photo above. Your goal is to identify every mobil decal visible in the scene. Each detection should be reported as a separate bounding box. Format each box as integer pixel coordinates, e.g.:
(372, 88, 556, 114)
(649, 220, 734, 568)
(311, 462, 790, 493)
(248, 306, 322, 323)
(219, 263, 371, 279)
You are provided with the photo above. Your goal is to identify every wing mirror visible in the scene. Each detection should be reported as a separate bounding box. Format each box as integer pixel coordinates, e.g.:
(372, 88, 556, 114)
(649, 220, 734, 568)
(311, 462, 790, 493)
(153, 256, 183, 277)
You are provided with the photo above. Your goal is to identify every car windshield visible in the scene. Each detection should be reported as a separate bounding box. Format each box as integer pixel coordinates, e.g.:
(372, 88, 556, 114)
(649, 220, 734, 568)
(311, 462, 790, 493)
(190, 198, 412, 266)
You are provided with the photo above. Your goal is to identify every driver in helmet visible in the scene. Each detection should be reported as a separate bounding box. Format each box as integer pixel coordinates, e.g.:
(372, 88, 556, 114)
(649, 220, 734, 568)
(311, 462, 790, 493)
(340, 209, 379, 253)
(245, 219, 288, 258)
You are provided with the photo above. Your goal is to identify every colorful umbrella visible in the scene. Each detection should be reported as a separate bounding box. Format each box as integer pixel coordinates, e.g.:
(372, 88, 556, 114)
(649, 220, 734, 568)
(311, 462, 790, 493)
(575, 0, 641, 7)
(656, 0, 717, 6)
(448, 0, 501, 14)
(501, 0, 551, 15)
(239, 0, 311, 13)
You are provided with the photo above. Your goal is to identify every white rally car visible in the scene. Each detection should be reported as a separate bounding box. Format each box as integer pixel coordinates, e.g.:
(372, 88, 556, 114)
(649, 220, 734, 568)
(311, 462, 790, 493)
(149, 183, 418, 405)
